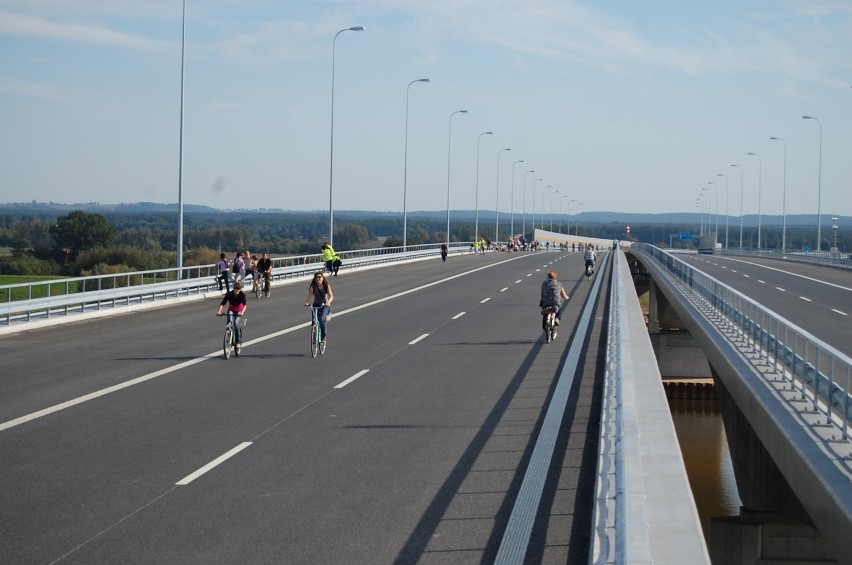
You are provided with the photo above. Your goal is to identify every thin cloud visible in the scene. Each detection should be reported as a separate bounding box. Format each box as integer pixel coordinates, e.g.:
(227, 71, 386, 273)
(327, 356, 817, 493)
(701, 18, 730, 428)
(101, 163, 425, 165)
(0, 10, 167, 50)
(0, 77, 62, 99)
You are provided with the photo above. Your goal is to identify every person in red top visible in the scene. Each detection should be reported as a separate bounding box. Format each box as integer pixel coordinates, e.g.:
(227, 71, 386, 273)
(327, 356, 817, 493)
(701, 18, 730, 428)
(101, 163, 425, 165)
(216, 281, 247, 355)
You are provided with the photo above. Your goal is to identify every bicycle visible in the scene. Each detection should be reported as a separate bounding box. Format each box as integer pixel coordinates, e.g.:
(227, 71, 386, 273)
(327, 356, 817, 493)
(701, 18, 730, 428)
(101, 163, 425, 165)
(309, 304, 328, 358)
(256, 274, 271, 298)
(542, 307, 558, 343)
(585, 262, 595, 280)
(222, 311, 246, 359)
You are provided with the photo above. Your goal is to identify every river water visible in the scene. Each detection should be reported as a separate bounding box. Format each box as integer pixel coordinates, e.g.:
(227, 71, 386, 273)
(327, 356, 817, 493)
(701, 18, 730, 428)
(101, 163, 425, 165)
(668, 398, 742, 538)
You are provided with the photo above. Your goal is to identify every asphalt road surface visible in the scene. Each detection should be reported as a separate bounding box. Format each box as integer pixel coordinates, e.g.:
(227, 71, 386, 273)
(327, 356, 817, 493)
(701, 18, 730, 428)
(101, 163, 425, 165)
(1, 250, 610, 564)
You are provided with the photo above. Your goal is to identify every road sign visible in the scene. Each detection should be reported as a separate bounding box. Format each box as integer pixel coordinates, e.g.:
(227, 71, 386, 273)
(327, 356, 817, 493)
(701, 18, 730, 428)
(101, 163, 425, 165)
(680, 232, 693, 240)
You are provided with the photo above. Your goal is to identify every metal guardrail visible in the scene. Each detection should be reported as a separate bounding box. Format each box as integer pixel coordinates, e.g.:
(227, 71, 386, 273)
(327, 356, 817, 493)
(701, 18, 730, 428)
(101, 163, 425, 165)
(722, 248, 852, 270)
(0, 242, 469, 325)
(633, 242, 852, 440)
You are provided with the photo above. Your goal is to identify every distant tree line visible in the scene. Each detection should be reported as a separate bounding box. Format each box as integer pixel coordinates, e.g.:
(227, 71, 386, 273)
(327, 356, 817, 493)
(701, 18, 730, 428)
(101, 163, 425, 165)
(0, 209, 847, 277)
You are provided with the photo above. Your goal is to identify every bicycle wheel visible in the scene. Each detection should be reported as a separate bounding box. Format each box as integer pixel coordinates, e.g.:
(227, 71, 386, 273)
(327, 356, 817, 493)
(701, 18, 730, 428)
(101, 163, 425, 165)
(319, 337, 326, 355)
(254, 281, 261, 299)
(263, 279, 270, 298)
(223, 326, 233, 359)
(310, 324, 319, 358)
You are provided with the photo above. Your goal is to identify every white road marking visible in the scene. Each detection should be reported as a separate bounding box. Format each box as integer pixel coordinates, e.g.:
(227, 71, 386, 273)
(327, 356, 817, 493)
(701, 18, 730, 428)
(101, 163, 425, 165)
(500, 287, 509, 292)
(526, 273, 533, 277)
(800, 296, 812, 302)
(726, 257, 852, 292)
(743, 274, 750, 278)
(176, 442, 252, 486)
(776, 287, 786, 292)
(335, 369, 370, 389)
(758, 280, 766, 284)
(480, 297, 491, 303)
(515, 280, 522, 284)
(408, 333, 430, 345)
(452, 312, 466, 319)
(2, 252, 536, 433)
(832, 309, 848, 316)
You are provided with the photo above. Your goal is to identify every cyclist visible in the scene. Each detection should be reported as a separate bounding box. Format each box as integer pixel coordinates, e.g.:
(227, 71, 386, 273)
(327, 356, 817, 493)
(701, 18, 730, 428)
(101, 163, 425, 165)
(540, 271, 569, 332)
(247, 252, 258, 292)
(257, 252, 272, 293)
(304, 272, 334, 343)
(321, 242, 341, 276)
(583, 246, 597, 275)
(217, 280, 247, 356)
(440, 241, 449, 262)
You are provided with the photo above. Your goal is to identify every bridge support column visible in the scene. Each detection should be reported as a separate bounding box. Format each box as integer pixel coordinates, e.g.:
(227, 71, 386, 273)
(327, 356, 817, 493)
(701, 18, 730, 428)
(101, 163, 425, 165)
(647, 278, 712, 378)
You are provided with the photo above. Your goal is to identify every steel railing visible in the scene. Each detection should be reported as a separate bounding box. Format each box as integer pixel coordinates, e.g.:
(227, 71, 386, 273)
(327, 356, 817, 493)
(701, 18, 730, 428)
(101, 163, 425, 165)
(0, 242, 470, 325)
(632, 242, 851, 439)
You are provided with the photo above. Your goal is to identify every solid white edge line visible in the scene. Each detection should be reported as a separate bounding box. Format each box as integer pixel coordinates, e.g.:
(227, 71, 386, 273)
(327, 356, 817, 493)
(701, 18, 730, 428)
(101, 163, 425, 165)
(452, 312, 466, 319)
(176, 442, 252, 486)
(335, 369, 369, 389)
(409, 333, 430, 345)
(832, 309, 848, 316)
(481, 297, 491, 303)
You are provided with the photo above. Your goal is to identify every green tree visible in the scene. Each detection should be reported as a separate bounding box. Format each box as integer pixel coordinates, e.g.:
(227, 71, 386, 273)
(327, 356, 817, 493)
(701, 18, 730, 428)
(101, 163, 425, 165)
(334, 223, 369, 249)
(49, 211, 116, 253)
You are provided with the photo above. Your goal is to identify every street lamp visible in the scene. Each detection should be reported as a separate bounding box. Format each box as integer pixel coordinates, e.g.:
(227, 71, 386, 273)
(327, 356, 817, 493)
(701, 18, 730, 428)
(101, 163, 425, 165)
(717, 173, 729, 250)
(532, 178, 544, 234)
(747, 152, 762, 249)
(549, 189, 559, 231)
(445, 109, 468, 242)
(177, 0, 187, 275)
(474, 131, 493, 244)
(328, 25, 365, 248)
(730, 163, 744, 248)
(510, 160, 524, 237)
(568, 199, 576, 235)
(541, 185, 553, 230)
(495, 147, 511, 244)
(708, 181, 718, 247)
(402, 78, 430, 252)
(769, 137, 787, 252)
(560, 195, 568, 233)
(803, 116, 823, 251)
(522, 170, 535, 239)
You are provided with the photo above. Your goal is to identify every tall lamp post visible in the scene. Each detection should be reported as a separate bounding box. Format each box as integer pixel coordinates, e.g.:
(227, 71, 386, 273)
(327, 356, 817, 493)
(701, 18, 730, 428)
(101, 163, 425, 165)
(474, 131, 493, 244)
(717, 173, 729, 249)
(328, 26, 365, 248)
(402, 78, 430, 252)
(769, 137, 787, 252)
(747, 152, 762, 249)
(549, 189, 559, 231)
(532, 178, 544, 234)
(541, 185, 553, 230)
(803, 116, 823, 251)
(177, 0, 187, 276)
(510, 160, 524, 237)
(560, 195, 568, 233)
(730, 163, 744, 248)
(522, 170, 535, 239)
(568, 199, 576, 235)
(495, 147, 511, 244)
(445, 109, 468, 242)
(708, 181, 718, 246)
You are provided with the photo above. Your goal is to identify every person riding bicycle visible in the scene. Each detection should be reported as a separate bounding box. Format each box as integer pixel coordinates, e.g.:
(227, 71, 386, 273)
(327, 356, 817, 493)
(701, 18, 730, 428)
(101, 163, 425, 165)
(217, 280, 247, 355)
(321, 242, 341, 276)
(583, 246, 597, 274)
(440, 241, 449, 262)
(304, 272, 334, 343)
(257, 252, 272, 292)
(540, 271, 569, 331)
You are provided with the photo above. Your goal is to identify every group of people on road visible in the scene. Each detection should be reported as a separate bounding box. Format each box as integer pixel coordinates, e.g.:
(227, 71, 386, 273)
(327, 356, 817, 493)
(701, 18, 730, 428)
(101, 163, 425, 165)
(217, 250, 273, 294)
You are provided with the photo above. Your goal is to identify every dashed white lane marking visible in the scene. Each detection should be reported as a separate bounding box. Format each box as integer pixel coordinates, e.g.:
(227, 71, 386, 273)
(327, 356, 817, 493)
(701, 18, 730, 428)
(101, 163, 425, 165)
(743, 274, 750, 278)
(515, 280, 522, 284)
(408, 333, 430, 345)
(800, 297, 812, 302)
(501, 287, 509, 292)
(832, 309, 848, 316)
(758, 280, 766, 284)
(176, 442, 252, 485)
(335, 369, 370, 389)
(526, 273, 533, 277)
(452, 312, 466, 319)
(776, 287, 786, 292)
(481, 297, 491, 303)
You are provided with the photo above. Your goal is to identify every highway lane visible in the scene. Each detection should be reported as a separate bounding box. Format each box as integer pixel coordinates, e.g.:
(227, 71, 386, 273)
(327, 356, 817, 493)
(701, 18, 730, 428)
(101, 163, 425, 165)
(1, 250, 605, 564)
(676, 254, 852, 357)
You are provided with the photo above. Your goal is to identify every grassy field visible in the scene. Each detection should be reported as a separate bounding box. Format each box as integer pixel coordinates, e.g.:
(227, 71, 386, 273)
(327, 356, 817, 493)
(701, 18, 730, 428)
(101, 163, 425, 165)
(0, 275, 80, 302)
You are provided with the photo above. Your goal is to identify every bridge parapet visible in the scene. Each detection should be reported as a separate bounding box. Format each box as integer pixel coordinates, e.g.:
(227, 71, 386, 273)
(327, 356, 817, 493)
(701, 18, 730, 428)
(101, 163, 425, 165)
(590, 248, 709, 564)
(629, 242, 852, 563)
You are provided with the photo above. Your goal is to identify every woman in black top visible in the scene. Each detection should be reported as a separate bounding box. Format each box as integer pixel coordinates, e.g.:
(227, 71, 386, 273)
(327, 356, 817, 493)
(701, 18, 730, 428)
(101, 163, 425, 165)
(304, 272, 334, 342)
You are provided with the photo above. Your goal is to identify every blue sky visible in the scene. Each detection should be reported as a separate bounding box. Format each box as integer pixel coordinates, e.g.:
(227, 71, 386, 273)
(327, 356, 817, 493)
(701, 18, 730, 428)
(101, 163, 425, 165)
(1, 0, 851, 220)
